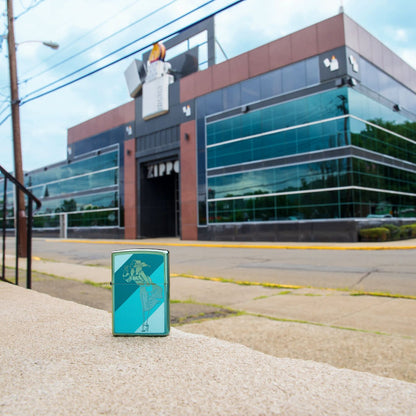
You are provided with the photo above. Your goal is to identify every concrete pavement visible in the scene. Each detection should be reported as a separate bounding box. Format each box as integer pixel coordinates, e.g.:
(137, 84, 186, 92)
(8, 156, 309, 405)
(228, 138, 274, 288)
(13, 253, 416, 338)
(2, 240, 416, 415)
(6, 248, 416, 382)
(2, 281, 416, 416)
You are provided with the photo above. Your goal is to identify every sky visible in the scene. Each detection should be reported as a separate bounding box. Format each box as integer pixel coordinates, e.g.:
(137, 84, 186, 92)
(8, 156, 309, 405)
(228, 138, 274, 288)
(0, 0, 415, 173)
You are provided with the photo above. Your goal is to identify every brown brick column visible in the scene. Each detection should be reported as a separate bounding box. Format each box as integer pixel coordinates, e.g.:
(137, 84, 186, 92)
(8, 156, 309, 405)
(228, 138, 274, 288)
(180, 120, 198, 240)
(124, 139, 137, 239)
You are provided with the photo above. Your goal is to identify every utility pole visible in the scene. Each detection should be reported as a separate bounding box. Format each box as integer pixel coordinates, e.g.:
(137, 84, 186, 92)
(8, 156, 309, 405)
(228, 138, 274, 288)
(7, 0, 27, 258)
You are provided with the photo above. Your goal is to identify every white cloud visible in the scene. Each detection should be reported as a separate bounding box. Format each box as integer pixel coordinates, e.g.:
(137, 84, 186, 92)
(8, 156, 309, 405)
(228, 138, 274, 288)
(394, 28, 408, 42)
(215, 0, 340, 59)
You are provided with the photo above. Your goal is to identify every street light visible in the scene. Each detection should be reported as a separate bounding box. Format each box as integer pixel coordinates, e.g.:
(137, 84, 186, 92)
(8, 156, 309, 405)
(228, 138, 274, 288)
(17, 40, 60, 50)
(6, 0, 59, 257)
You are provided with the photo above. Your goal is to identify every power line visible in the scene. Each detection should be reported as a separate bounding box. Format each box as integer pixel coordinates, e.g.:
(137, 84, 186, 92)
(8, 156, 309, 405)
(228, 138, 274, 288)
(21, 0, 139, 70)
(0, 111, 10, 126)
(21, 0, 228, 102)
(15, 0, 46, 20)
(2, 0, 232, 127)
(1, 0, 178, 91)
(20, 0, 245, 106)
(0, 0, 148, 90)
(0, 99, 10, 112)
(20, 0, 179, 85)
(0, 87, 9, 98)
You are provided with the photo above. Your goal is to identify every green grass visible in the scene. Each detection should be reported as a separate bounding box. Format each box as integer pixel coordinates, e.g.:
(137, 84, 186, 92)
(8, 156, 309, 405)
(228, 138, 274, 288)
(172, 273, 303, 290)
(173, 273, 416, 300)
(246, 312, 390, 336)
(277, 290, 293, 295)
(350, 291, 416, 300)
(172, 300, 394, 336)
(83, 279, 111, 290)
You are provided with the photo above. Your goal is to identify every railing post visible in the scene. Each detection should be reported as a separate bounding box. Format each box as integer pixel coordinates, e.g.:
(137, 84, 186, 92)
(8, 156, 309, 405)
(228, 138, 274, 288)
(59, 212, 67, 239)
(14, 188, 19, 285)
(0, 164, 41, 289)
(2, 177, 7, 281)
(26, 198, 33, 289)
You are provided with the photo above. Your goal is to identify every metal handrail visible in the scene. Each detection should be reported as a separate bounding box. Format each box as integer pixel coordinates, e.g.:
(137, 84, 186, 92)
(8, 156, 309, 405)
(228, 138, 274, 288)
(0, 165, 41, 289)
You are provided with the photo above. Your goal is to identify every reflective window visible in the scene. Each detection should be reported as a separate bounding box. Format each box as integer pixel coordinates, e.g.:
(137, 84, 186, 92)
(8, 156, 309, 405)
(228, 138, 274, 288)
(207, 119, 346, 169)
(348, 88, 416, 165)
(198, 59, 416, 226)
(207, 155, 416, 223)
(208, 159, 350, 200)
(282, 61, 305, 93)
(241, 78, 260, 105)
(306, 57, 320, 85)
(207, 188, 416, 223)
(360, 59, 416, 114)
(30, 169, 118, 199)
(352, 159, 416, 194)
(199, 57, 320, 121)
(223, 83, 241, 110)
(207, 88, 347, 148)
(204, 89, 223, 115)
(25, 151, 118, 188)
(260, 70, 282, 98)
(33, 208, 118, 228)
(37, 191, 118, 215)
(207, 89, 349, 169)
(347, 88, 408, 126)
(21, 149, 120, 228)
(197, 56, 320, 224)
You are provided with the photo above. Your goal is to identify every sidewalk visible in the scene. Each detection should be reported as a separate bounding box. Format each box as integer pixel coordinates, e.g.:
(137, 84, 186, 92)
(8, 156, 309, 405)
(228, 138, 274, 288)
(6, 252, 416, 384)
(1, 281, 416, 416)
(16, 254, 416, 337)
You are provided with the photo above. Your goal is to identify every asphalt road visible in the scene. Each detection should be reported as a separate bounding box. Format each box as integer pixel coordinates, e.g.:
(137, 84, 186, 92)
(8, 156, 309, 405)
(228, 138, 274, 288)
(22, 237, 416, 296)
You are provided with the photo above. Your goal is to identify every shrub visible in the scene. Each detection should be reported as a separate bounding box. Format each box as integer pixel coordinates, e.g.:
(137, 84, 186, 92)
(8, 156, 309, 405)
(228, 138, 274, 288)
(359, 227, 390, 242)
(382, 224, 401, 240)
(359, 223, 416, 241)
(400, 224, 416, 239)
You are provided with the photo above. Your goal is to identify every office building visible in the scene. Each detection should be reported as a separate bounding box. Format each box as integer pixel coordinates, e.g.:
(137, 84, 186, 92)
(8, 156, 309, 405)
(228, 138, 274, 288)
(23, 12, 416, 242)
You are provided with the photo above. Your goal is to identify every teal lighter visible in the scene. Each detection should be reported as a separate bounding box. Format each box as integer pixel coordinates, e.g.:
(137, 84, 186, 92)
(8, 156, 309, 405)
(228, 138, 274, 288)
(112, 249, 170, 336)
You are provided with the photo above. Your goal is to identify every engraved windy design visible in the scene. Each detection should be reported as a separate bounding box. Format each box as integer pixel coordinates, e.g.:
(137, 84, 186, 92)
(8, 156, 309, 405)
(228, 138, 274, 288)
(121, 259, 163, 333)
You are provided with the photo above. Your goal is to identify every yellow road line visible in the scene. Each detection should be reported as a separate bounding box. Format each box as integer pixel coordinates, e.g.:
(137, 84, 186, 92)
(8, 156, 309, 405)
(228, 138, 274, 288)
(45, 238, 416, 251)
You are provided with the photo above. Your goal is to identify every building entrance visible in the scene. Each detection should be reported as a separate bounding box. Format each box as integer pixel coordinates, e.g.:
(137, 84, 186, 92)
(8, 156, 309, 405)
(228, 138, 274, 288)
(139, 160, 180, 238)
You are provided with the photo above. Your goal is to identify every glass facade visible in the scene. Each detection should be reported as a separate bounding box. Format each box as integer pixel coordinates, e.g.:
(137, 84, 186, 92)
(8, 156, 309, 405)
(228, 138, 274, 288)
(206, 91, 348, 169)
(196, 56, 321, 224)
(24, 148, 120, 228)
(203, 83, 416, 225)
(360, 58, 416, 114)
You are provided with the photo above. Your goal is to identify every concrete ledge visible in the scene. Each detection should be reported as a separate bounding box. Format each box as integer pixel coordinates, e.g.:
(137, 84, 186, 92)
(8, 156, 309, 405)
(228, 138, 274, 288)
(1, 282, 415, 416)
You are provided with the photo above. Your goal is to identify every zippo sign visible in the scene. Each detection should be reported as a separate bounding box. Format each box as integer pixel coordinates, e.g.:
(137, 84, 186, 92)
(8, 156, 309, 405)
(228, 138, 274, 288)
(147, 160, 179, 179)
(142, 43, 174, 121)
(142, 74, 171, 120)
(319, 47, 347, 82)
